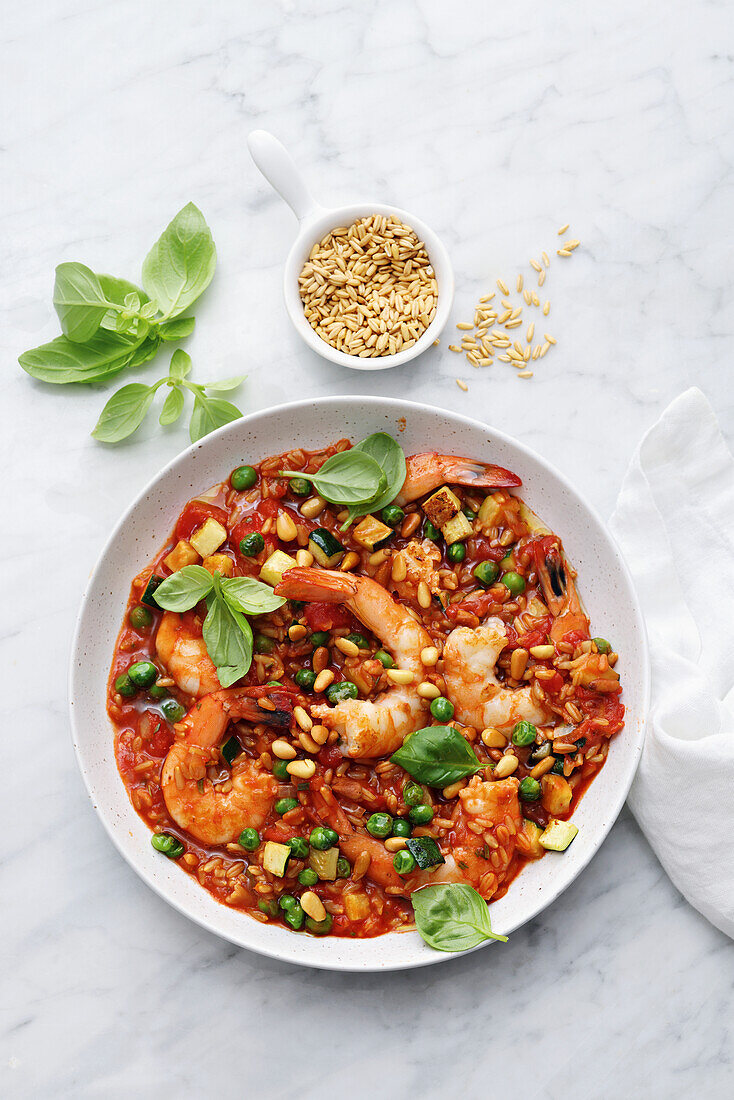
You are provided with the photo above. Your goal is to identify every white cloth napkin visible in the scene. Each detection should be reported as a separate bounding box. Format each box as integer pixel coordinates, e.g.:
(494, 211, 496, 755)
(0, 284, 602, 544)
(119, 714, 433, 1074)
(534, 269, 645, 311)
(609, 387, 734, 940)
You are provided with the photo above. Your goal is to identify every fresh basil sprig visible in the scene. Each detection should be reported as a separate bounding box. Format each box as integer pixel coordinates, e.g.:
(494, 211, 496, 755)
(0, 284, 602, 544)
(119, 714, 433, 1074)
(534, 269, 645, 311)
(412, 884, 508, 952)
(390, 725, 484, 787)
(19, 202, 215, 386)
(92, 351, 246, 444)
(340, 432, 407, 529)
(153, 565, 285, 688)
(278, 432, 407, 515)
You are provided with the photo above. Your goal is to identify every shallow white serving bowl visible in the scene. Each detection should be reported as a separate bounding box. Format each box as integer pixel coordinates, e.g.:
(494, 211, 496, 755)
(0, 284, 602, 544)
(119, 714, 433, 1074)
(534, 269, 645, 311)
(70, 396, 648, 972)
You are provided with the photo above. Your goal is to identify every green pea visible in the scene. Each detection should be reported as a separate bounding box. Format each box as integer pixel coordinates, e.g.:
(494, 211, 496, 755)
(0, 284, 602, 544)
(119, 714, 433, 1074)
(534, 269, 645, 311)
(474, 560, 500, 588)
(279, 894, 298, 911)
(309, 826, 338, 850)
(391, 818, 412, 838)
(518, 777, 541, 801)
(430, 696, 454, 722)
(447, 542, 466, 563)
(114, 673, 136, 698)
(310, 631, 331, 647)
(161, 698, 186, 723)
(501, 571, 526, 595)
(336, 857, 351, 878)
(512, 720, 537, 747)
(129, 605, 153, 631)
(289, 477, 312, 496)
(409, 804, 434, 825)
(326, 680, 359, 704)
(424, 520, 441, 541)
(382, 505, 405, 527)
(346, 633, 371, 650)
(231, 465, 257, 491)
(366, 812, 393, 839)
(272, 759, 290, 780)
(463, 508, 476, 520)
(254, 633, 276, 654)
(275, 798, 299, 815)
(148, 684, 168, 699)
(284, 903, 305, 931)
(593, 637, 612, 654)
(298, 868, 319, 886)
(305, 913, 333, 935)
(295, 669, 317, 691)
(403, 782, 423, 807)
(238, 828, 260, 851)
(393, 850, 417, 875)
(258, 899, 278, 918)
(151, 833, 184, 859)
(239, 532, 265, 556)
(286, 836, 310, 859)
(127, 660, 158, 689)
(375, 650, 394, 669)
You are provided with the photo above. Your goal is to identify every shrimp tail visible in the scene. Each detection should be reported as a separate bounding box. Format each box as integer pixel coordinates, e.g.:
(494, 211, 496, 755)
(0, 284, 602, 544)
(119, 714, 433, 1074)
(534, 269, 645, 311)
(395, 454, 521, 505)
(275, 567, 358, 603)
(531, 536, 567, 617)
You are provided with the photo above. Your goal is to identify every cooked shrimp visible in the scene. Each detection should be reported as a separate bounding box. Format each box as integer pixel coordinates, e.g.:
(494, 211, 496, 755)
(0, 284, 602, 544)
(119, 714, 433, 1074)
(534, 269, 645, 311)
(275, 567, 433, 758)
(443, 616, 551, 731)
(161, 686, 293, 845)
(394, 452, 521, 506)
(314, 776, 521, 900)
(155, 611, 220, 698)
(390, 539, 446, 609)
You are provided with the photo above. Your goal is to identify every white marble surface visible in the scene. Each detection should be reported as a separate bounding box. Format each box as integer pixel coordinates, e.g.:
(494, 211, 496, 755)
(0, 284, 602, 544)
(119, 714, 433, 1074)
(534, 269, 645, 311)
(3, 1, 733, 1096)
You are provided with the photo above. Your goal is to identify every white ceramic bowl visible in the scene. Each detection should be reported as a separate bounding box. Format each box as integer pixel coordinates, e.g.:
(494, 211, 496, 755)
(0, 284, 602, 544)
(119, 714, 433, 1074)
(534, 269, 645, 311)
(248, 130, 454, 371)
(69, 396, 649, 972)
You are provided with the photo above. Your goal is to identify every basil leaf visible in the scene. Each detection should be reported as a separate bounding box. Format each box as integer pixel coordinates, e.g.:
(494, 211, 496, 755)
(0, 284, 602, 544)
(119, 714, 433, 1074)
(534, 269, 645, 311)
(203, 592, 253, 687)
(283, 449, 385, 506)
(19, 329, 145, 384)
(142, 202, 216, 319)
(127, 332, 161, 368)
(342, 432, 407, 528)
(53, 262, 110, 342)
(158, 316, 196, 341)
(91, 382, 158, 442)
(390, 725, 483, 787)
(205, 374, 247, 394)
(220, 576, 285, 615)
(159, 386, 185, 426)
(153, 565, 214, 611)
(412, 884, 508, 952)
(97, 274, 151, 332)
(169, 348, 192, 381)
(189, 391, 243, 442)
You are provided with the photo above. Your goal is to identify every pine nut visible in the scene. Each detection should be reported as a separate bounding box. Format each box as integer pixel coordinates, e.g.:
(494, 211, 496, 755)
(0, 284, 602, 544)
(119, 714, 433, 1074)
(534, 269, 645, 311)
(296, 549, 314, 567)
(493, 754, 519, 778)
(300, 496, 326, 519)
(313, 670, 335, 693)
(288, 624, 308, 641)
(417, 581, 431, 608)
(442, 779, 467, 799)
(312, 646, 329, 673)
(384, 837, 407, 852)
(417, 681, 441, 699)
(300, 890, 327, 921)
(400, 512, 421, 538)
(510, 648, 529, 679)
(276, 511, 298, 541)
(340, 552, 360, 572)
(293, 705, 312, 732)
(553, 741, 576, 754)
(391, 555, 408, 582)
(335, 637, 359, 657)
(530, 756, 555, 779)
(420, 646, 439, 667)
(310, 724, 329, 745)
(369, 549, 389, 566)
(386, 668, 415, 685)
(353, 851, 371, 879)
(286, 758, 316, 779)
(271, 739, 297, 760)
(298, 731, 321, 754)
(481, 727, 507, 748)
(529, 644, 555, 659)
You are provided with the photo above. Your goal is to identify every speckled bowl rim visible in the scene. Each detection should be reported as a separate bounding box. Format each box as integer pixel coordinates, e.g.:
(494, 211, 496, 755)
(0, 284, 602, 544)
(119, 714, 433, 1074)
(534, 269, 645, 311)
(69, 396, 649, 972)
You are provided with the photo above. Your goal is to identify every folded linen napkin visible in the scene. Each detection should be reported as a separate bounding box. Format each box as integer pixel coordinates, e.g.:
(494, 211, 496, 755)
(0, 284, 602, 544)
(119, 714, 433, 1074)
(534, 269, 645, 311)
(609, 388, 734, 940)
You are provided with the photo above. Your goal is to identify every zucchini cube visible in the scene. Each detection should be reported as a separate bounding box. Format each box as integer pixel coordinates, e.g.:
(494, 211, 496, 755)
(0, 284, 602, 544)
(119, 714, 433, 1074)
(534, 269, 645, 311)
(422, 486, 462, 528)
(164, 539, 200, 572)
(308, 528, 346, 567)
(539, 819, 578, 852)
(352, 515, 393, 552)
(202, 553, 234, 577)
(441, 512, 473, 545)
(309, 846, 339, 881)
(262, 841, 291, 877)
(259, 549, 298, 587)
(190, 518, 228, 558)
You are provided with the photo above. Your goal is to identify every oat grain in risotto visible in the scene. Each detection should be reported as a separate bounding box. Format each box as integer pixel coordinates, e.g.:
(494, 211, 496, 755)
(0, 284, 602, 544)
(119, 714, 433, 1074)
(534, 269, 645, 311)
(109, 436, 624, 943)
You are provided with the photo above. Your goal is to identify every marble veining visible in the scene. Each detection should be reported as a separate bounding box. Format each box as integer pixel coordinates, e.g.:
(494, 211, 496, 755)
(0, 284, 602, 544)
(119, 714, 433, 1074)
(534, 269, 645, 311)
(2, 0, 732, 1096)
